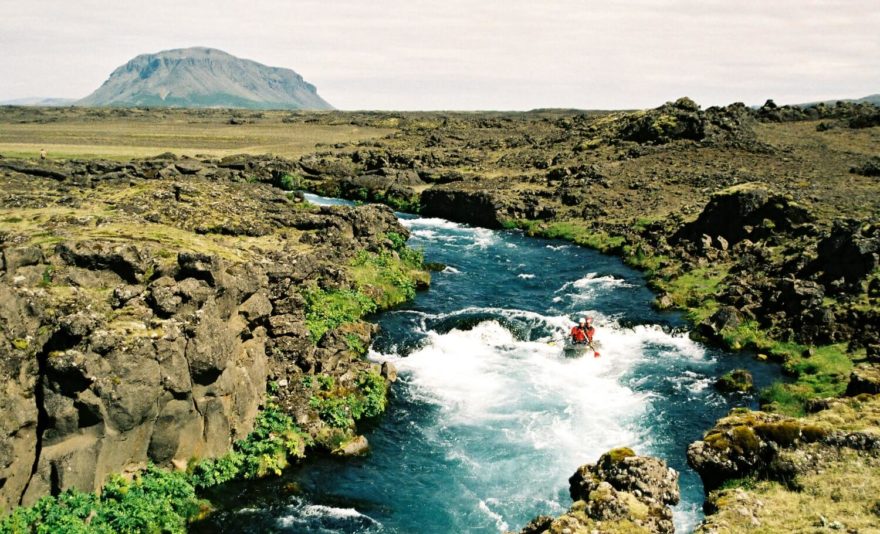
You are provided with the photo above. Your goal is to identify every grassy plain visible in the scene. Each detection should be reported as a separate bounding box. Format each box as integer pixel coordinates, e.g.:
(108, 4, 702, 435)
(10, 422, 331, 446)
(0, 107, 393, 160)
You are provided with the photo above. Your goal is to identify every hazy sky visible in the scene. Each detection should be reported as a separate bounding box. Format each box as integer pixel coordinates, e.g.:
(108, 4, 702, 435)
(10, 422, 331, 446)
(1, 0, 878, 110)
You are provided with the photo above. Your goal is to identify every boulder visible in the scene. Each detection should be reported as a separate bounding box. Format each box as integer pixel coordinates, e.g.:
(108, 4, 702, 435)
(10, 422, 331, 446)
(516, 448, 679, 534)
(421, 186, 505, 228)
(715, 369, 754, 393)
(808, 219, 879, 293)
(2, 246, 44, 272)
(332, 434, 370, 456)
(687, 409, 827, 491)
(56, 241, 148, 284)
(845, 363, 880, 396)
(673, 183, 812, 247)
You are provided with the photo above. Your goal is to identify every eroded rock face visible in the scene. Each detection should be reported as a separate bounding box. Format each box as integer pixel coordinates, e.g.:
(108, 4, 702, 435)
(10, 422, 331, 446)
(0, 156, 420, 510)
(515, 448, 680, 534)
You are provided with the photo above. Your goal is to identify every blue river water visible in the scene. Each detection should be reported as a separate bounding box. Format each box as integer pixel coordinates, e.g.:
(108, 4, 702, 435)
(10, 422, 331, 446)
(196, 194, 781, 533)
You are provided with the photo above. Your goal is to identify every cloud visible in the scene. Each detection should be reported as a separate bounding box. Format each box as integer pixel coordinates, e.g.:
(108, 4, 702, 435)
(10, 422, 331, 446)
(1, 0, 877, 109)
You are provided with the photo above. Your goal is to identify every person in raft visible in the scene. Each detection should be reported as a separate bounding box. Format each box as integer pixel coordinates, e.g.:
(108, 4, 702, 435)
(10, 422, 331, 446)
(570, 317, 595, 344)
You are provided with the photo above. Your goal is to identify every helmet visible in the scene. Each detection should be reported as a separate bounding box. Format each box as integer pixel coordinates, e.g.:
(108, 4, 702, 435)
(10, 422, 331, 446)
(579, 318, 586, 324)
(586, 316, 593, 323)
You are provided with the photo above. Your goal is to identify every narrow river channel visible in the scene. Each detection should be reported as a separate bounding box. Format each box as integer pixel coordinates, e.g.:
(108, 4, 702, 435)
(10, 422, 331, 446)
(198, 194, 781, 533)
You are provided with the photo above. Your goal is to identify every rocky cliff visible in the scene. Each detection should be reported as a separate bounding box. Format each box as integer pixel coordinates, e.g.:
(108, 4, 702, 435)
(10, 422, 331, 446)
(78, 47, 332, 110)
(0, 155, 422, 510)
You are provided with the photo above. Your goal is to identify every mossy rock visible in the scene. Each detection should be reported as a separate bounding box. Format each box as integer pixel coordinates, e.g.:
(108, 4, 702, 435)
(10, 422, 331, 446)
(753, 421, 828, 447)
(604, 447, 636, 464)
(715, 369, 754, 393)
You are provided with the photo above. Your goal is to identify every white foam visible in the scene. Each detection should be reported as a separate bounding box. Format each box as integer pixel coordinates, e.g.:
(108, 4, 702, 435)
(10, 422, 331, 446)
(371, 315, 652, 466)
(517, 273, 536, 279)
(400, 217, 465, 230)
(479, 500, 510, 532)
(558, 272, 634, 292)
(546, 244, 570, 251)
(275, 498, 378, 529)
(468, 228, 498, 249)
(443, 266, 462, 274)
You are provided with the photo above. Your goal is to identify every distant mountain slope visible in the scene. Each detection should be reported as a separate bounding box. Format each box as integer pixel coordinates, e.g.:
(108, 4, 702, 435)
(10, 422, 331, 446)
(795, 93, 880, 107)
(0, 97, 77, 106)
(77, 47, 332, 110)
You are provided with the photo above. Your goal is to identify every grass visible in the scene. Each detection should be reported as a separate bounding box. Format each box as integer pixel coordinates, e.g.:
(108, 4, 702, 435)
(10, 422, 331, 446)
(701, 447, 880, 533)
(0, 113, 393, 161)
(655, 265, 729, 323)
(759, 344, 855, 416)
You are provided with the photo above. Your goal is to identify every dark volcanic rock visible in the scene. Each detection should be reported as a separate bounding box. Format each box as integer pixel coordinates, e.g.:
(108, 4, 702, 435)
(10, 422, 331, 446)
(421, 186, 505, 228)
(807, 219, 879, 293)
(673, 183, 812, 248)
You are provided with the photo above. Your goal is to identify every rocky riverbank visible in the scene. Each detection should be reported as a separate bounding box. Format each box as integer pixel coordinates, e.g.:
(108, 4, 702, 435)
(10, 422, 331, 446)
(0, 155, 427, 518)
(280, 99, 878, 530)
(2, 99, 878, 531)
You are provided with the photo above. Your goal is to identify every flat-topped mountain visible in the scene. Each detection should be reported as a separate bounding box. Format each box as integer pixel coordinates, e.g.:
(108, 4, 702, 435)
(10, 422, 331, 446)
(77, 47, 332, 110)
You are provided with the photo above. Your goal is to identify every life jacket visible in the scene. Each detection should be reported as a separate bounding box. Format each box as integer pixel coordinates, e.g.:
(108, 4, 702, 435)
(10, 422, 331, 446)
(571, 326, 587, 343)
(585, 326, 595, 342)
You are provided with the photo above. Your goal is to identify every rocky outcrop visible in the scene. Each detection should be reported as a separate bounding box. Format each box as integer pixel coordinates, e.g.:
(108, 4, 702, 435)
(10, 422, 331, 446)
(420, 185, 506, 228)
(691, 396, 880, 532)
(808, 219, 879, 293)
(673, 183, 812, 248)
(614, 97, 758, 147)
(0, 156, 423, 510)
(846, 363, 880, 395)
(514, 448, 680, 534)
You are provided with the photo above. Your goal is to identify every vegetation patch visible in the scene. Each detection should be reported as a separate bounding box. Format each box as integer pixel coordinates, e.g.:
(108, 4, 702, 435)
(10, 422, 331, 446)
(302, 285, 377, 342)
(0, 464, 202, 534)
(307, 371, 388, 429)
(349, 248, 425, 309)
(0, 400, 311, 533)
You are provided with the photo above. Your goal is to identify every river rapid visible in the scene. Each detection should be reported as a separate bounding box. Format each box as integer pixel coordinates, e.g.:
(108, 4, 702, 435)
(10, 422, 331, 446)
(197, 194, 781, 533)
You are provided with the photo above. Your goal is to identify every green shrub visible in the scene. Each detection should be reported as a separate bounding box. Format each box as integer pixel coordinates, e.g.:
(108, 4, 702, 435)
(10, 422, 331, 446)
(308, 371, 388, 428)
(302, 285, 377, 342)
(384, 231, 407, 251)
(355, 371, 387, 418)
(0, 465, 201, 534)
(277, 172, 303, 191)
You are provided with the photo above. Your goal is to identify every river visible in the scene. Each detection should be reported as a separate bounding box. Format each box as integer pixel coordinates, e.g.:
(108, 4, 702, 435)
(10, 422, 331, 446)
(196, 194, 781, 533)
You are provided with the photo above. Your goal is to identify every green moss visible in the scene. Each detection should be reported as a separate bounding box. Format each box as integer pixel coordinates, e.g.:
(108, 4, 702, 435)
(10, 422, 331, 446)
(11, 338, 29, 350)
(716, 369, 754, 392)
(753, 421, 828, 447)
(606, 447, 636, 463)
(655, 265, 729, 323)
(730, 426, 761, 454)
